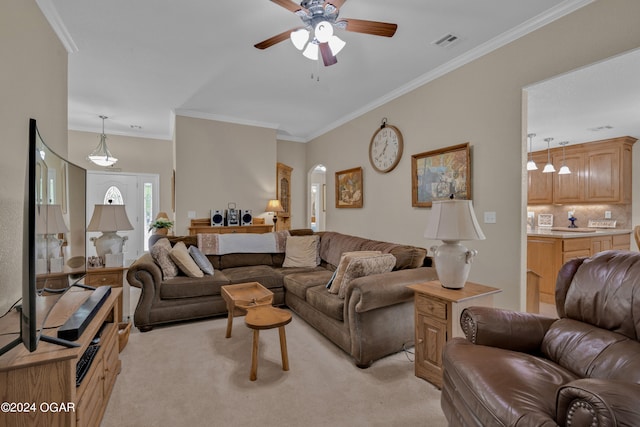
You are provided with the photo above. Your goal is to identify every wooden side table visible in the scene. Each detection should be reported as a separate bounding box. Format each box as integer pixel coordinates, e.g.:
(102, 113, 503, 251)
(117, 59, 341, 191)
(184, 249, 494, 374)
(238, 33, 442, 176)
(407, 280, 501, 388)
(86, 266, 127, 321)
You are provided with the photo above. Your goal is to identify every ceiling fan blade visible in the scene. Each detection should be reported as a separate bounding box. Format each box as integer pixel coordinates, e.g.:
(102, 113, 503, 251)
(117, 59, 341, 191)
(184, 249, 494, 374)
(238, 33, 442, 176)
(337, 18, 397, 37)
(254, 27, 301, 50)
(319, 42, 337, 66)
(270, 0, 305, 14)
(324, 0, 346, 10)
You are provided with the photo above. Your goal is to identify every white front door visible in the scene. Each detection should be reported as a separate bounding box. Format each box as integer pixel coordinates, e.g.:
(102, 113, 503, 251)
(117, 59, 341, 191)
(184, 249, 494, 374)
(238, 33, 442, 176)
(86, 172, 159, 266)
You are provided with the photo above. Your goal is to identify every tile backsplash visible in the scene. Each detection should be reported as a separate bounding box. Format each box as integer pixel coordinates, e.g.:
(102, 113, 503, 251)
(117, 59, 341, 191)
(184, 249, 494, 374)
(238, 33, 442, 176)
(527, 204, 631, 229)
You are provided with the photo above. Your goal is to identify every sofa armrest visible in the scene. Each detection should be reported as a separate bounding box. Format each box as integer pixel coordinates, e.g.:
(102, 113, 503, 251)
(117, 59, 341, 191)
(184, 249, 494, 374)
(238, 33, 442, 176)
(126, 253, 163, 329)
(345, 267, 438, 313)
(460, 306, 556, 353)
(557, 379, 640, 427)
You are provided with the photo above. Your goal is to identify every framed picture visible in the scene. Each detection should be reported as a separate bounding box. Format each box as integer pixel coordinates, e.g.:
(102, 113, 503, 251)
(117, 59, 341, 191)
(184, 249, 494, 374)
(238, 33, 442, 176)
(411, 142, 470, 207)
(335, 167, 363, 208)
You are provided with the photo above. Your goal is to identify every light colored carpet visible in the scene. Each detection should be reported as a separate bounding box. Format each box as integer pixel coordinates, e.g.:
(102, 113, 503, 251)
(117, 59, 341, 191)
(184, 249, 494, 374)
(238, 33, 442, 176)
(101, 310, 446, 427)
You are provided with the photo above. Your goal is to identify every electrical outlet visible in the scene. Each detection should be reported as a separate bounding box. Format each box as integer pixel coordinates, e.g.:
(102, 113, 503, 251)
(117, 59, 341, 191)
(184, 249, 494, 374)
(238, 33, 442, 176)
(187, 210, 196, 219)
(568, 211, 574, 219)
(604, 211, 612, 219)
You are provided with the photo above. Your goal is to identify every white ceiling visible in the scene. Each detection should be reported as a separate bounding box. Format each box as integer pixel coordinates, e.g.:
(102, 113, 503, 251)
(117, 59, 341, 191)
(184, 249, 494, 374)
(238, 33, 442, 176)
(40, 0, 633, 145)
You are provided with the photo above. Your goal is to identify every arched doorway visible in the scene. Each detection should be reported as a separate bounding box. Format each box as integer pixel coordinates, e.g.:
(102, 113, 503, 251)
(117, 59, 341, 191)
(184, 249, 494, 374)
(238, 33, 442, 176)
(308, 164, 326, 231)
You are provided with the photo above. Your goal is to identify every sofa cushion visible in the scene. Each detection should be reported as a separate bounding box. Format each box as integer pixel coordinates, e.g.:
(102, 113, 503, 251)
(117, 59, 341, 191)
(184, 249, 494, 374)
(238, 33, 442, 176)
(221, 265, 284, 290)
(542, 318, 640, 382)
(150, 238, 179, 280)
(189, 245, 214, 275)
(328, 251, 381, 294)
(219, 253, 275, 269)
(170, 241, 204, 278)
(283, 269, 334, 301)
(283, 235, 319, 268)
(306, 285, 344, 321)
(337, 254, 396, 299)
(160, 273, 231, 299)
(318, 232, 427, 270)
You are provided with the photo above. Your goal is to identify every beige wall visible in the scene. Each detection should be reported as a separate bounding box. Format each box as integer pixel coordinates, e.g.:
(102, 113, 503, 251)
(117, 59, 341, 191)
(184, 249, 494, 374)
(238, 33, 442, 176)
(0, 0, 68, 312)
(306, 0, 640, 310)
(173, 115, 278, 235)
(67, 130, 174, 217)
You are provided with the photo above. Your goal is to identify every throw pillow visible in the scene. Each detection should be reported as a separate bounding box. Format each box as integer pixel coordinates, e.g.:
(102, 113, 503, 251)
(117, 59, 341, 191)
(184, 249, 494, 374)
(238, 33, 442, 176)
(282, 235, 319, 268)
(328, 251, 381, 294)
(170, 241, 204, 278)
(338, 253, 396, 299)
(189, 245, 215, 275)
(150, 238, 179, 280)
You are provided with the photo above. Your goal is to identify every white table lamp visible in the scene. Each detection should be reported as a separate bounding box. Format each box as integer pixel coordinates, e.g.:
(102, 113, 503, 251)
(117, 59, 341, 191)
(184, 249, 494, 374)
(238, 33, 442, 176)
(424, 199, 485, 289)
(87, 203, 134, 259)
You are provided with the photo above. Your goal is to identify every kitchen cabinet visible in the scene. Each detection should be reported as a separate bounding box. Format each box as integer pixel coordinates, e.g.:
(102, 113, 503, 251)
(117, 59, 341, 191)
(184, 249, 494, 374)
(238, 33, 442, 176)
(527, 232, 630, 304)
(527, 152, 553, 204)
(528, 136, 636, 204)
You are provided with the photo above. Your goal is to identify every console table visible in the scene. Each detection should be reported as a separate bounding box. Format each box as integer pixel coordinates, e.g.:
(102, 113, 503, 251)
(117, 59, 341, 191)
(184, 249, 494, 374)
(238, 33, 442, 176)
(0, 288, 122, 427)
(188, 218, 273, 235)
(407, 281, 501, 388)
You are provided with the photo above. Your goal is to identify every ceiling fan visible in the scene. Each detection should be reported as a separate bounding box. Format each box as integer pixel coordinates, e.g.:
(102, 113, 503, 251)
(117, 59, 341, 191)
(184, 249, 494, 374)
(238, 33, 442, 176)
(254, 0, 397, 66)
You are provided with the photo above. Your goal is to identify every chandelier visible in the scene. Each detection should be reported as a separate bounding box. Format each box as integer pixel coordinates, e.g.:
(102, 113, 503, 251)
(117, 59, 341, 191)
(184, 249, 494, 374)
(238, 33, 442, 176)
(88, 115, 118, 167)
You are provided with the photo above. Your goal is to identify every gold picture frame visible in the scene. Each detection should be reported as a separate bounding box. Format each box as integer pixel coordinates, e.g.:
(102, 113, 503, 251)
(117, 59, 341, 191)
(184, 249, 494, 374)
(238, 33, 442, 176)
(335, 167, 363, 208)
(411, 143, 471, 207)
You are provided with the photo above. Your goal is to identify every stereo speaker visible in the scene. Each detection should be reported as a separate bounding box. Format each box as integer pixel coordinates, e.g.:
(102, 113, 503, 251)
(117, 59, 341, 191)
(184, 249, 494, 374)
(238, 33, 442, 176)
(241, 210, 253, 226)
(210, 209, 224, 226)
(226, 208, 240, 226)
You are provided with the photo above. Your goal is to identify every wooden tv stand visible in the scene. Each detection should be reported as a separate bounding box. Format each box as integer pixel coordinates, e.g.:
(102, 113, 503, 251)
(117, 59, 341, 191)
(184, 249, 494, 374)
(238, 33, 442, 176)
(0, 288, 122, 427)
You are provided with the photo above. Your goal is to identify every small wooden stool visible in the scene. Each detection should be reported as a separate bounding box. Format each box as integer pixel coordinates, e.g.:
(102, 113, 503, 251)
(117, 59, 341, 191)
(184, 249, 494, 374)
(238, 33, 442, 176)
(244, 305, 292, 381)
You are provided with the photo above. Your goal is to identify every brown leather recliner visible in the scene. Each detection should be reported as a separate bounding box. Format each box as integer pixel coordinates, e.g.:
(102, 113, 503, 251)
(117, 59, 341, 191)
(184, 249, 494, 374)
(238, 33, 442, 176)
(441, 250, 640, 426)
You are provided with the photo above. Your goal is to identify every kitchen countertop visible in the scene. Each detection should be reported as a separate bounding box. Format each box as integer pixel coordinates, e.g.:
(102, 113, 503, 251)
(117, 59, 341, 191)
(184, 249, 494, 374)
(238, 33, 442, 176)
(527, 227, 632, 238)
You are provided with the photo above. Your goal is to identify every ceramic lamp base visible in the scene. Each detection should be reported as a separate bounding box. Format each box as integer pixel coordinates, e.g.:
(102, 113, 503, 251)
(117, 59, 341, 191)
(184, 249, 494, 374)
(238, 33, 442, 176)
(93, 231, 126, 257)
(432, 240, 478, 289)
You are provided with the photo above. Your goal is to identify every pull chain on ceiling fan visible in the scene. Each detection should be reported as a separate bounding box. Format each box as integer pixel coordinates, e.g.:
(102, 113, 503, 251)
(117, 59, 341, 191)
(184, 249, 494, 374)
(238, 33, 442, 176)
(254, 0, 397, 67)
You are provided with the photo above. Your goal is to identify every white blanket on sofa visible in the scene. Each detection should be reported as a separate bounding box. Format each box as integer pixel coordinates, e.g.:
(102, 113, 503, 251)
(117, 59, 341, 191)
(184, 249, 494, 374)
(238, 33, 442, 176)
(197, 231, 289, 255)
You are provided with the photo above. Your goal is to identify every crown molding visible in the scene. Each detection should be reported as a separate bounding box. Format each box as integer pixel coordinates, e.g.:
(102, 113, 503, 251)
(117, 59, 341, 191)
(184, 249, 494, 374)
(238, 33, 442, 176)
(36, 0, 78, 53)
(174, 109, 280, 131)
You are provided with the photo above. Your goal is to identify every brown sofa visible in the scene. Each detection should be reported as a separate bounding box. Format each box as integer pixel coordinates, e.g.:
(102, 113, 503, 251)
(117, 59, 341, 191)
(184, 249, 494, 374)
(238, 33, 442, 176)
(127, 230, 437, 367)
(441, 250, 640, 426)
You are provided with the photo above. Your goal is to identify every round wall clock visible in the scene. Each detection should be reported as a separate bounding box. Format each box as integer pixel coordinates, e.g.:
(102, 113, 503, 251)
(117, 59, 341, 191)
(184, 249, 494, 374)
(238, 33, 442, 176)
(369, 120, 404, 173)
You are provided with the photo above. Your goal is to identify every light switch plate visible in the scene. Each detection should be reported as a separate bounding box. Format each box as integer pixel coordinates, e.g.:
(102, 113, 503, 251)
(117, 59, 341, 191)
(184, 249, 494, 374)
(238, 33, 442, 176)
(484, 211, 496, 224)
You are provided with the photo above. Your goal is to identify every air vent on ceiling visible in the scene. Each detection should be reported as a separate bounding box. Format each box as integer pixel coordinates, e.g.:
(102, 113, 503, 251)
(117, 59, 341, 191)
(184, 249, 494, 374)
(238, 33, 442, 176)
(432, 33, 459, 47)
(588, 125, 613, 132)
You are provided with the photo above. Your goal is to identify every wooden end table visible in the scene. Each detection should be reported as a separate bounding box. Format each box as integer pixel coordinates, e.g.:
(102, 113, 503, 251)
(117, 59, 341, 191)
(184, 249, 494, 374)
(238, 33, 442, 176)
(407, 280, 501, 388)
(221, 282, 273, 338)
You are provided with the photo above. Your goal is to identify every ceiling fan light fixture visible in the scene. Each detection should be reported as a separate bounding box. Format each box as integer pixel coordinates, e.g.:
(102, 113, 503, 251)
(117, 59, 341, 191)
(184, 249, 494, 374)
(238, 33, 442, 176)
(303, 41, 319, 60)
(328, 35, 345, 55)
(290, 29, 309, 50)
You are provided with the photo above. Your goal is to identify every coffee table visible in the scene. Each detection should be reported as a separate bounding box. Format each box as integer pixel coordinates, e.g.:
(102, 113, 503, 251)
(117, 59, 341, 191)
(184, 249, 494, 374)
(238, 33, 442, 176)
(221, 282, 273, 338)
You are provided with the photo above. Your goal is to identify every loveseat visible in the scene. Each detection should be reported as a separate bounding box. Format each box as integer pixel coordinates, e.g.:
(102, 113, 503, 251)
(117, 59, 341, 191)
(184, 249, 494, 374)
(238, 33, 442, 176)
(441, 250, 640, 426)
(127, 230, 437, 367)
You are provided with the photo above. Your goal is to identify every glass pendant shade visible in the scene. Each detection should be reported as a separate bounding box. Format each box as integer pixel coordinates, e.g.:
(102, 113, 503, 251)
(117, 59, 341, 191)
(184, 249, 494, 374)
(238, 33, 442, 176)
(328, 35, 345, 55)
(526, 133, 538, 170)
(290, 29, 309, 50)
(558, 165, 571, 174)
(303, 42, 319, 60)
(314, 21, 333, 43)
(542, 137, 555, 173)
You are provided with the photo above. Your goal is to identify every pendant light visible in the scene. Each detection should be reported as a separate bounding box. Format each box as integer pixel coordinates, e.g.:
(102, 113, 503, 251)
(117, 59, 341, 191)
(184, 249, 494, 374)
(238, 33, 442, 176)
(557, 141, 571, 175)
(88, 115, 118, 167)
(526, 133, 538, 170)
(542, 137, 556, 173)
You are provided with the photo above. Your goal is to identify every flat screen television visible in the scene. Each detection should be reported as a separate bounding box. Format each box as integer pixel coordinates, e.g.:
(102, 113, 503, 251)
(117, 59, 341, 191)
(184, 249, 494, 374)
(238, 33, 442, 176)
(0, 119, 87, 356)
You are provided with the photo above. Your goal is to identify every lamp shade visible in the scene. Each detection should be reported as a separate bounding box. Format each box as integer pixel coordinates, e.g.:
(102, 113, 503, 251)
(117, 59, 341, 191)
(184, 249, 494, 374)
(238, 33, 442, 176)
(424, 200, 485, 242)
(265, 199, 284, 213)
(87, 204, 133, 232)
(36, 204, 69, 234)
